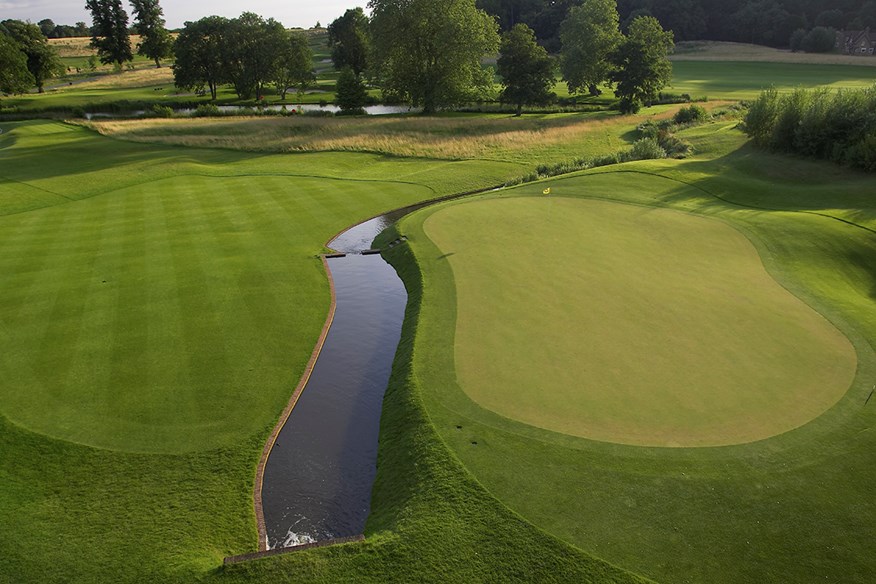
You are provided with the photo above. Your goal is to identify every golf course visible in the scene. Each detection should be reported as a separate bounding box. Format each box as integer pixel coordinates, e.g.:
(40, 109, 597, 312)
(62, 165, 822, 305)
(1, 44, 875, 584)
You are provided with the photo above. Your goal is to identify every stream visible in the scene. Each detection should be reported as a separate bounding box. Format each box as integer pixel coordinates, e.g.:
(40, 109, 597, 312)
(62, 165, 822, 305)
(260, 215, 408, 549)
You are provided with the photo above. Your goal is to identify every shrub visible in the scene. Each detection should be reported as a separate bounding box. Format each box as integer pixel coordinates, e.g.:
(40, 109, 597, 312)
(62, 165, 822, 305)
(844, 133, 876, 171)
(673, 104, 708, 125)
(637, 120, 660, 140)
(147, 104, 174, 118)
(659, 134, 694, 158)
(618, 97, 641, 114)
(742, 87, 779, 146)
(623, 137, 667, 161)
(193, 103, 221, 117)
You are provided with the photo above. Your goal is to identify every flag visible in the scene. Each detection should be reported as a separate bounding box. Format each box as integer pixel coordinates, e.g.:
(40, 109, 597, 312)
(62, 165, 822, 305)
(543, 187, 551, 195)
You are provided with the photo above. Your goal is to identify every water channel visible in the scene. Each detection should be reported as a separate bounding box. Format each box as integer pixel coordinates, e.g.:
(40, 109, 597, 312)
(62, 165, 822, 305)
(260, 216, 409, 549)
(84, 104, 418, 120)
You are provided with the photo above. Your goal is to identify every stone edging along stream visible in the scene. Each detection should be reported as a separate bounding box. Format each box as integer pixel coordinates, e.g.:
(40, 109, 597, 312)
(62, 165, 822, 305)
(253, 255, 338, 553)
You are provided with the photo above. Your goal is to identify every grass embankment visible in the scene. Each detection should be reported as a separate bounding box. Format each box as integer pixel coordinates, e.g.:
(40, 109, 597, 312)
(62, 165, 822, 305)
(0, 116, 649, 582)
(393, 122, 876, 583)
(422, 195, 855, 446)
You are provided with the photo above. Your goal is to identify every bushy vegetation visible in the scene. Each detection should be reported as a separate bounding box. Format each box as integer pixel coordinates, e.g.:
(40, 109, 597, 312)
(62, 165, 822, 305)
(744, 85, 876, 171)
(790, 26, 837, 53)
(672, 103, 708, 124)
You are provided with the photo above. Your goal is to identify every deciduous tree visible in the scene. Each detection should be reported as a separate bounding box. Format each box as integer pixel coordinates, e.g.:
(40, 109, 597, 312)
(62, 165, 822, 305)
(3, 20, 64, 93)
(130, 0, 173, 67)
(173, 16, 229, 100)
(221, 13, 288, 101)
(560, 0, 623, 96)
(85, 0, 133, 67)
(0, 34, 34, 108)
(369, 0, 499, 113)
(609, 15, 674, 113)
(327, 8, 370, 75)
(497, 23, 555, 115)
(274, 31, 314, 100)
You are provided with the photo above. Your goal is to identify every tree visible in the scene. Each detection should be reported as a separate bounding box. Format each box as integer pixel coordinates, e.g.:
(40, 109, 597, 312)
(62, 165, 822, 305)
(814, 9, 845, 29)
(0, 34, 34, 108)
(173, 16, 229, 100)
(369, 0, 499, 114)
(3, 20, 64, 93)
(789, 27, 807, 51)
(497, 23, 555, 115)
(130, 0, 173, 67)
(274, 31, 314, 100)
(85, 0, 133, 67)
(327, 8, 370, 75)
(729, 0, 790, 47)
(335, 66, 369, 113)
(221, 13, 288, 100)
(609, 15, 674, 113)
(801, 26, 836, 53)
(37, 19, 56, 38)
(560, 0, 623, 96)
(1, 35, 30, 89)
(649, 0, 707, 42)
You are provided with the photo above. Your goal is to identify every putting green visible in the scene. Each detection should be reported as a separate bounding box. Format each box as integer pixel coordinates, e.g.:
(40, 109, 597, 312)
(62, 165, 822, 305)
(423, 196, 856, 446)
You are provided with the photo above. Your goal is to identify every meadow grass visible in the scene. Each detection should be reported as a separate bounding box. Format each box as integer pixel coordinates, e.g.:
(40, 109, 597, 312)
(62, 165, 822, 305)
(391, 121, 876, 583)
(421, 195, 855, 446)
(84, 110, 647, 164)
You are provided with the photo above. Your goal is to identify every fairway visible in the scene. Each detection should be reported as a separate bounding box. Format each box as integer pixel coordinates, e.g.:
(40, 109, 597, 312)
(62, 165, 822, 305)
(423, 195, 856, 446)
(0, 173, 434, 453)
(670, 60, 876, 99)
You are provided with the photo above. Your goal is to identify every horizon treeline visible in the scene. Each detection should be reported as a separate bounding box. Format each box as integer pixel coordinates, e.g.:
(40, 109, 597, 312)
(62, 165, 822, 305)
(478, 0, 876, 49)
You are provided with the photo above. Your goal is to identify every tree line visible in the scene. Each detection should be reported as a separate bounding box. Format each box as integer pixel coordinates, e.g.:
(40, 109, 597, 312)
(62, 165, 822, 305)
(3, 0, 675, 117)
(173, 14, 313, 101)
(478, 0, 876, 48)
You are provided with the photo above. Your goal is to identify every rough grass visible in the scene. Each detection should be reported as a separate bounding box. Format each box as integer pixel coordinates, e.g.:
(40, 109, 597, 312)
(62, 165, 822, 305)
(82, 110, 656, 164)
(422, 195, 855, 446)
(394, 122, 876, 583)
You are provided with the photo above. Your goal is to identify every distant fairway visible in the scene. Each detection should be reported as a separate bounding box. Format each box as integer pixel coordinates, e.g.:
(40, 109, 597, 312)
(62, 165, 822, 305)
(670, 61, 876, 99)
(423, 195, 856, 446)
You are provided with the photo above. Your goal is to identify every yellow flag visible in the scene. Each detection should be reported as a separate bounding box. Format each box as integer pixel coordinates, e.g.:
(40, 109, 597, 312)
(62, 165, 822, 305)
(543, 187, 551, 195)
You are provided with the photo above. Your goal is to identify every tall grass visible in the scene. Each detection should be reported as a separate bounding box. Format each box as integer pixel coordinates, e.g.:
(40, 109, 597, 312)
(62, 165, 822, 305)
(84, 111, 647, 163)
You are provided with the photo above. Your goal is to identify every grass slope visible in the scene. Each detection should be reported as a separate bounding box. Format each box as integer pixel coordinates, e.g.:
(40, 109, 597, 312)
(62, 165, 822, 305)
(394, 122, 876, 583)
(422, 195, 855, 446)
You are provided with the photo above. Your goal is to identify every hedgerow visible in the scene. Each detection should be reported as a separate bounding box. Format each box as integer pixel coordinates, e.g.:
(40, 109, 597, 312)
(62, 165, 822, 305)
(743, 84, 876, 171)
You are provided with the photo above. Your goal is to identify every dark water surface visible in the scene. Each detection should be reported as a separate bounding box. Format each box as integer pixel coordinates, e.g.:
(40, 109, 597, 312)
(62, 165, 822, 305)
(261, 251, 407, 549)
